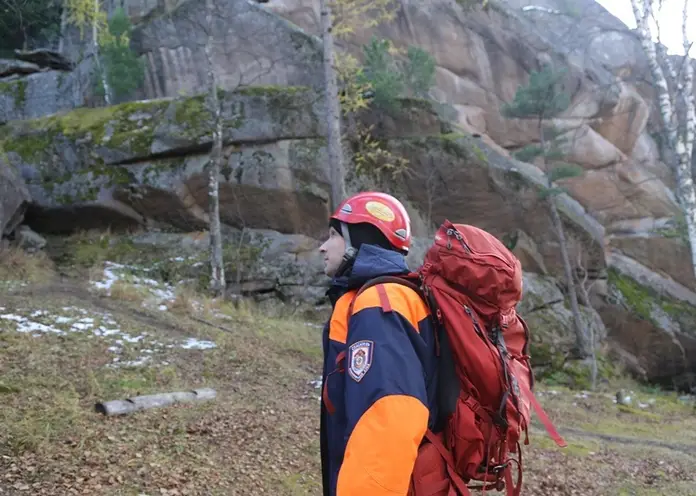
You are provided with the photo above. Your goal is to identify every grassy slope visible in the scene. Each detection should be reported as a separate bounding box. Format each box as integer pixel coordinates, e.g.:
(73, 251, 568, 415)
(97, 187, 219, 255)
(1, 235, 696, 495)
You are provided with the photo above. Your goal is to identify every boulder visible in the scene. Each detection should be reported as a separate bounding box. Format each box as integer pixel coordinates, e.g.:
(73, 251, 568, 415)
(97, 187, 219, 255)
(0, 59, 43, 78)
(129, 228, 329, 301)
(12, 225, 47, 253)
(516, 272, 606, 373)
(0, 156, 31, 237)
(596, 260, 696, 390)
(556, 124, 625, 169)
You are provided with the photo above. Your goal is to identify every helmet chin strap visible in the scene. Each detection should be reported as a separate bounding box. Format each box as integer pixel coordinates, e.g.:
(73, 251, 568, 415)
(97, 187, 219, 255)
(334, 222, 357, 277)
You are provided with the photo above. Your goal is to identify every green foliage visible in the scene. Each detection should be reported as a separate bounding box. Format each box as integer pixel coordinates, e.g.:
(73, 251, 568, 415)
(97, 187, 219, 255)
(547, 163, 584, 183)
(503, 64, 581, 199)
(513, 144, 543, 163)
(501, 64, 570, 120)
(356, 36, 437, 110)
(0, 0, 62, 52)
(402, 46, 437, 98)
(64, 0, 107, 38)
(655, 212, 690, 245)
(357, 38, 405, 109)
(99, 9, 145, 102)
(337, 38, 436, 181)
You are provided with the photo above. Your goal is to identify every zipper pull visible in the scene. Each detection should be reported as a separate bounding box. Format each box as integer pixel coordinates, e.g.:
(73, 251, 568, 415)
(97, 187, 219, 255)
(446, 227, 471, 252)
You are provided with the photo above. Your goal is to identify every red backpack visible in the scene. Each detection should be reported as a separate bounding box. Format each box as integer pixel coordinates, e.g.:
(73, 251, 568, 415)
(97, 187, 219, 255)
(349, 220, 567, 496)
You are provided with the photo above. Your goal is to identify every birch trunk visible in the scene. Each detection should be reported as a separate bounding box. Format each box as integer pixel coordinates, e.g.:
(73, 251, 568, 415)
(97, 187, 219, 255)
(576, 274, 598, 389)
(93, 0, 111, 105)
(58, 6, 68, 53)
(205, 0, 226, 296)
(319, 0, 347, 210)
(95, 388, 217, 416)
(631, 0, 696, 278)
(682, 0, 696, 269)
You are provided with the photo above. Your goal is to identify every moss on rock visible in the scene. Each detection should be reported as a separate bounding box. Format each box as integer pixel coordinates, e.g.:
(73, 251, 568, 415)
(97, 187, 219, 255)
(173, 94, 210, 141)
(0, 79, 27, 109)
(607, 266, 696, 338)
(2, 99, 170, 161)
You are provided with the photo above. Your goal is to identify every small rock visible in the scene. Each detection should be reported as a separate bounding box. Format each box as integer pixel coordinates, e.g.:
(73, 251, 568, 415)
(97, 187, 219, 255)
(616, 389, 632, 406)
(13, 225, 46, 253)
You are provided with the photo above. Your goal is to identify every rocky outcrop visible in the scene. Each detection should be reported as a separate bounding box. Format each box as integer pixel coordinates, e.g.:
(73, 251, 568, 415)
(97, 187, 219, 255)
(1, 87, 609, 278)
(0, 58, 95, 125)
(13, 49, 75, 72)
(0, 157, 31, 237)
(3, 86, 326, 235)
(594, 259, 696, 391)
(519, 272, 606, 374)
(129, 0, 324, 99)
(255, 0, 693, 288)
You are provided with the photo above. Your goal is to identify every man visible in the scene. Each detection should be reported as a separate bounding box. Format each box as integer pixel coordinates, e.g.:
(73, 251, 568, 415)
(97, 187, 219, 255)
(318, 191, 440, 496)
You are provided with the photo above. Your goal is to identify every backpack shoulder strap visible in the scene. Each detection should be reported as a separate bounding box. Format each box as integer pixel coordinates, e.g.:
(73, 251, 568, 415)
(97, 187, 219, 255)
(347, 274, 425, 318)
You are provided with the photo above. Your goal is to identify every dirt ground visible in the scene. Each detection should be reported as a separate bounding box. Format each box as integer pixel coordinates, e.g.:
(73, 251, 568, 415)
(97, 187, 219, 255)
(2, 247, 696, 496)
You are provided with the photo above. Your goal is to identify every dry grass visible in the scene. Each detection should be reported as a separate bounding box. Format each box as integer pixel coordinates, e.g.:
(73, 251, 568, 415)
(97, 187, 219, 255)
(108, 279, 150, 302)
(0, 246, 54, 284)
(0, 279, 323, 496)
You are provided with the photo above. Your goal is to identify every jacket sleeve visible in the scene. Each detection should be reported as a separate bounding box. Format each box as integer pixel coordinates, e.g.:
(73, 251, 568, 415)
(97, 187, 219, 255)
(336, 284, 430, 495)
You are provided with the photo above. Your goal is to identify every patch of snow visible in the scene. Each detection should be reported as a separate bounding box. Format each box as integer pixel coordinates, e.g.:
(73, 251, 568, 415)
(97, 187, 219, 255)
(1, 313, 65, 335)
(109, 355, 152, 368)
(2, 300, 219, 369)
(180, 338, 217, 350)
(90, 261, 178, 311)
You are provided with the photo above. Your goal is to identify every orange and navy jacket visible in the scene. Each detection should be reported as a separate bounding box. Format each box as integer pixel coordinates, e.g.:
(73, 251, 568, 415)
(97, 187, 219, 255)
(320, 244, 440, 496)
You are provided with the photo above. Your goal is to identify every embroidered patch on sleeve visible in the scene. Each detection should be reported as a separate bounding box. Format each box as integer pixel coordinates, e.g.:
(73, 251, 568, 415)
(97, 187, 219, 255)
(347, 340, 374, 382)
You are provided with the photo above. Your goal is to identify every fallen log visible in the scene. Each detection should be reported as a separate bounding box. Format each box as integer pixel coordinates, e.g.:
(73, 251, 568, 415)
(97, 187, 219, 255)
(95, 388, 217, 416)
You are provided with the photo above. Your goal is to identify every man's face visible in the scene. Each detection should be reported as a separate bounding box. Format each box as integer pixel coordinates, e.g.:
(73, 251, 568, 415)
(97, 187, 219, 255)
(319, 226, 346, 277)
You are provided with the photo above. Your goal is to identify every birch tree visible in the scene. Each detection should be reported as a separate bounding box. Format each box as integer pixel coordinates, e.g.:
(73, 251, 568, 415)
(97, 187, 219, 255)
(63, 0, 111, 103)
(319, 0, 399, 210)
(177, 0, 285, 296)
(319, 0, 346, 210)
(630, 0, 696, 277)
(204, 0, 225, 295)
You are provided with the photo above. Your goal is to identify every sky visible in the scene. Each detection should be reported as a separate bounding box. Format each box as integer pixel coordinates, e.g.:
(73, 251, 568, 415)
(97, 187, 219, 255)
(595, 0, 696, 55)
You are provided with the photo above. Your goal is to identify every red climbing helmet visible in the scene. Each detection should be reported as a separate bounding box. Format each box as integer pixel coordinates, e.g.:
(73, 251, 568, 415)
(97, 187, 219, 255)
(330, 192, 412, 254)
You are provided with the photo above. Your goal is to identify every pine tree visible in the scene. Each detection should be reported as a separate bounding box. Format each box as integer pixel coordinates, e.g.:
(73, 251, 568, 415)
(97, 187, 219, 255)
(502, 64, 592, 360)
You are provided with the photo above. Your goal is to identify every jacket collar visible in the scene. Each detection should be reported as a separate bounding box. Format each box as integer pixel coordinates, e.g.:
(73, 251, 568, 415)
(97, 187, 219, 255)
(326, 244, 409, 306)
